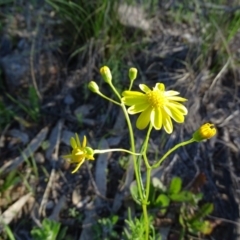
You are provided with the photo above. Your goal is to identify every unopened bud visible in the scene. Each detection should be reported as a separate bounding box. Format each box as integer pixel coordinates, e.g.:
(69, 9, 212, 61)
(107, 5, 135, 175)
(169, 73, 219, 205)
(129, 67, 137, 81)
(88, 81, 99, 93)
(193, 123, 216, 142)
(100, 66, 112, 84)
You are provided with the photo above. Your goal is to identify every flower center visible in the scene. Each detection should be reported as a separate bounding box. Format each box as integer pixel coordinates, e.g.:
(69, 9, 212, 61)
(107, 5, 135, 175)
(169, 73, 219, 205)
(146, 90, 166, 108)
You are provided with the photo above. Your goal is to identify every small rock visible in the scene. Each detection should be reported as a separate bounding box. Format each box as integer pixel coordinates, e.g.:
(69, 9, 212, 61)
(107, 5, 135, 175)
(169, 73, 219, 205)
(0, 51, 30, 90)
(46, 200, 54, 210)
(72, 189, 82, 205)
(34, 152, 45, 164)
(64, 94, 75, 105)
(74, 104, 94, 118)
(9, 129, 29, 145)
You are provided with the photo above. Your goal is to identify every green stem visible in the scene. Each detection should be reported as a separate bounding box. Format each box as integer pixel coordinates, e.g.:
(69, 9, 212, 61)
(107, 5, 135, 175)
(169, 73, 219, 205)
(142, 155, 152, 240)
(94, 149, 141, 155)
(120, 102, 144, 200)
(142, 204, 149, 240)
(108, 82, 122, 101)
(144, 155, 151, 200)
(98, 92, 121, 106)
(108, 82, 144, 201)
(138, 124, 153, 197)
(99, 80, 144, 201)
(140, 124, 153, 240)
(152, 138, 196, 169)
(129, 80, 134, 90)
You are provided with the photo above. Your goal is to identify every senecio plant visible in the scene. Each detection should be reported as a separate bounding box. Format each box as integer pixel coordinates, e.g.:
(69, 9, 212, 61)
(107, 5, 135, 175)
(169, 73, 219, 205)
(63, 66, 216, 239)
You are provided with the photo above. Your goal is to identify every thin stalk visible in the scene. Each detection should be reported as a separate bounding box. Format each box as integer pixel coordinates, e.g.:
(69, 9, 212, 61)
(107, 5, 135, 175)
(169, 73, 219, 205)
(94, 148, 141, 155)
(152, 138, 196, 169)
(97, 92, 121, 105)
(129, 80, 134, 90)
(144, 155, 152, 200)
(138, 124, 153, 197)
(142, 204, 149, 240)
(108, 81, 144, 200)
(140, 124, 153, 240)
(120, 102, 144, 200)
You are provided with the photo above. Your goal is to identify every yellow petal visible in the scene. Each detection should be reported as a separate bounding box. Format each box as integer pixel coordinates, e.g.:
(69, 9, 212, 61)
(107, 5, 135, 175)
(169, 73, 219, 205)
(164, 90, 180, 96)
(167, 96, 187, 102)
(122, 93, 146, 106)
(136, 107, 152, 129)
(122, 91, 145, 97)
(162, 111, 173, 134)
(139, 84, 151, 93)
(156, 83, 165, 91)
(128, 102, 149, 114)
(151, 108, 162, 130)
(82, 135, 87, 147)
(164, 105, 184, 123)
(70, 137, 77, 149)
(75, 150, 84, 155)
(75, 133, 81, 147)
(72, 160, 85, 173)
(167, 102, 188, 115)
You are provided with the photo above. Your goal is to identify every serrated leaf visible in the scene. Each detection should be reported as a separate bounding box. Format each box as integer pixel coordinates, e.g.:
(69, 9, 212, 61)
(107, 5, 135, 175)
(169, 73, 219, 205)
(168, 177, 182, 194)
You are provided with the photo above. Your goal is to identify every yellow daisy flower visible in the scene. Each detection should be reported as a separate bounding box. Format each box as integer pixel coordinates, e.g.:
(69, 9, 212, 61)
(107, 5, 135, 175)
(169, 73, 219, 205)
(63, 134, 94, 173)
(122, 83, 188, 133)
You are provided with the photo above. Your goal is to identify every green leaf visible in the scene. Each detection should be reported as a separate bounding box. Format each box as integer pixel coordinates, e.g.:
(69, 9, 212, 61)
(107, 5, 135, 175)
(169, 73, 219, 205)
(170, 190, 193, 202)
(189, 219, 213, 235)
(130, 182, 141, 205)
(168, 177, 182, 194)
(155, 194, 170, 215)
(31, 218, 61, 240)
(192, 193, 203, 204)
(197, 220, 213, 235)
(190, 203, 214, 221)
(199, 203, 214, 217)
(179, 214, 185, 227)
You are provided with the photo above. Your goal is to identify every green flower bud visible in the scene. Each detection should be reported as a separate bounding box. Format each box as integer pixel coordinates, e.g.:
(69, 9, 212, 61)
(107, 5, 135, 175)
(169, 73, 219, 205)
(129, 67, 137, 81)
(85, 147, 94, 156)
(88, 81, 99, 93)
(100, 66, 112, 84)
(193, 123, 216, 142)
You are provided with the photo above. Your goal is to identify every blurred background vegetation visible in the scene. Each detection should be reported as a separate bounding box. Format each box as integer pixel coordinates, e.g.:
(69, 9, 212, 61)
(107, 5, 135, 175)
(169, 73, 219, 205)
(0, 0, 240, 239)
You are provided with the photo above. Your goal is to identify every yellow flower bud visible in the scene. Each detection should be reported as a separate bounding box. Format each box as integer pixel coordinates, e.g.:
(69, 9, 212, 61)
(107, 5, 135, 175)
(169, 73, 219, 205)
(88, 81, 99, 93)
(129, 67, 137, 81)
(100, 66, 112, 84)
(193, 123, 216, 142)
